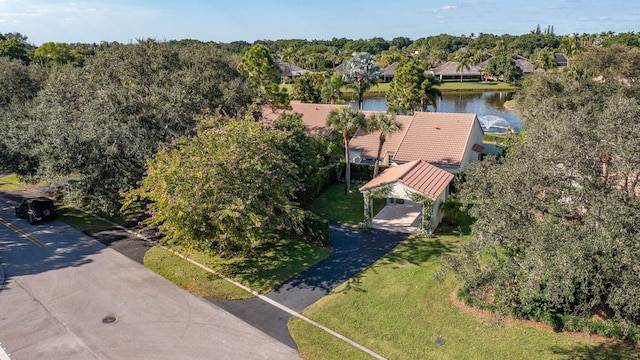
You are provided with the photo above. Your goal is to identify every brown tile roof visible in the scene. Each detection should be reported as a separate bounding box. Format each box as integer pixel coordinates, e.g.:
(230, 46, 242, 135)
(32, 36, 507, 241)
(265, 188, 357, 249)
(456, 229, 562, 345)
(393, 112, 480, 166)
(359, 160, 454, 199)
(262, 101, 349, 134)
(349, 113, 413, 158)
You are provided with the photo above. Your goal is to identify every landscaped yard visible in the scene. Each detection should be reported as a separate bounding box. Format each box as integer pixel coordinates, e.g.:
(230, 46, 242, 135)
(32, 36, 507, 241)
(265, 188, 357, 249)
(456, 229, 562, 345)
(144, 230, 330, 298)
(289, 188, 638, 359)
(0, 173, 28, 191)
(308, 184, 385, 228)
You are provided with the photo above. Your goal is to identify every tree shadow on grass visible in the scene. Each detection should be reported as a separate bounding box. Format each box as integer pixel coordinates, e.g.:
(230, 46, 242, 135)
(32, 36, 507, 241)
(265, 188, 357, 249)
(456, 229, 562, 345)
(550, 342, 640, 360)
(380, 236, 457, 268)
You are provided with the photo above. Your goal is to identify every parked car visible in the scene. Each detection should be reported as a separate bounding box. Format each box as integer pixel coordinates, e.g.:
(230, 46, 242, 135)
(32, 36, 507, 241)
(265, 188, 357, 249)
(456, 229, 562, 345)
(15, 197, 57, 224)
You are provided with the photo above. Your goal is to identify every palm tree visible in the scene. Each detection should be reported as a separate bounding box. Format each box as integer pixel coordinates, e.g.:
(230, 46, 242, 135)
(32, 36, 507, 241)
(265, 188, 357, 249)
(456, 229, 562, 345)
(367, 112, 403, 177)
(456, 57, 471, 82)
(420, 75, 442, 112)
(343, 52, 379, 110)
(326, 107, 367, 195)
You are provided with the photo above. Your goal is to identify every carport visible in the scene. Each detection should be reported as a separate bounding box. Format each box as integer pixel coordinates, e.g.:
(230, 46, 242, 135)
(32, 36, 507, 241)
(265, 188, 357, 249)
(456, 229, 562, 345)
(359, 160, 454, 234)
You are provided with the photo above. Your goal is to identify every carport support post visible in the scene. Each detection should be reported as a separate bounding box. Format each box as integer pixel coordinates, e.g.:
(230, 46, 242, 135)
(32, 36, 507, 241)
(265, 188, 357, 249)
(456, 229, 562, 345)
(362, 194, 373, 229)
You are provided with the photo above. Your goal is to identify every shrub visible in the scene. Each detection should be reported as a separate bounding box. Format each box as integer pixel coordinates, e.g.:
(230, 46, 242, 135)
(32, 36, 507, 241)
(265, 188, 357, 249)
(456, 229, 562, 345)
(277, 205, 330, 246)
(297, 164, 337, 207)
(335, 162, 389, 183)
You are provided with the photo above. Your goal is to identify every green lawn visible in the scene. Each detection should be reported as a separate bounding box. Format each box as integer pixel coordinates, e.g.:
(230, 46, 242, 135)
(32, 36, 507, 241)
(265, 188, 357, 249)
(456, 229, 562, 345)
(56, 205, 118, 233)
(308, 184, 385, 227)
(290, 188, 637, 359)
(144, 230, 331, 298)
(289, 231, 638, 360)
(0, 173, 27, 191)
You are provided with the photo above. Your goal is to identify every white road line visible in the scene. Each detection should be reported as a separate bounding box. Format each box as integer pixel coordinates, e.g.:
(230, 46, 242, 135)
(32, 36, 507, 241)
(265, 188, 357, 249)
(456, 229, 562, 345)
(163, 247, 388, 360)
(0, 344, 12, 360)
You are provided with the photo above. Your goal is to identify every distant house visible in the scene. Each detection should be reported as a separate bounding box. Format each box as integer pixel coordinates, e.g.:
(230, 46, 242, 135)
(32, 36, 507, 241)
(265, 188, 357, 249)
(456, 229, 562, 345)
(350, 111, 485, 174)
(428, 61, 483, 81)
(513, 55, 536, 74)
(378, 62, 400, 83)
(555, 53, 569, 67)
(277, 62, 308, 82)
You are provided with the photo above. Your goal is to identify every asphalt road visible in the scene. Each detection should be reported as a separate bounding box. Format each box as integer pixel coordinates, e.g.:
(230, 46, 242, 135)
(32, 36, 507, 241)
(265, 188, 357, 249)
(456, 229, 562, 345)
(0, 193, 301, 360)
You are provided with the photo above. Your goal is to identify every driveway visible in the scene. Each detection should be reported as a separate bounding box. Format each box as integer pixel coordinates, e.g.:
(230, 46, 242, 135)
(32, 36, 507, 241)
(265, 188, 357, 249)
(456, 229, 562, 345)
(0, 193, 301, 360)
(209, 222, 407, 348)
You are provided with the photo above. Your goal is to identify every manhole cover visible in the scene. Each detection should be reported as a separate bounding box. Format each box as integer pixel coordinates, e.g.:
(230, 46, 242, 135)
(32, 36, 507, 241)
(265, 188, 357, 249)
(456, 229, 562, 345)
(102, 315, 117, 324)
(435, 337, 445, 345)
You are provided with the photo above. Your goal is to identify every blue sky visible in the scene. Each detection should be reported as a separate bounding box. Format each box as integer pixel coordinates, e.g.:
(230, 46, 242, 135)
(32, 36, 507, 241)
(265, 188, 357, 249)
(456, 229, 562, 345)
(1, 0, 638, 45)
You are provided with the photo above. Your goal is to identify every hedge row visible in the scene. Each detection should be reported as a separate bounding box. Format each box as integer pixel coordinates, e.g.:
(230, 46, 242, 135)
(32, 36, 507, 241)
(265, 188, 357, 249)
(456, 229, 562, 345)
(277, 205, 330, 246)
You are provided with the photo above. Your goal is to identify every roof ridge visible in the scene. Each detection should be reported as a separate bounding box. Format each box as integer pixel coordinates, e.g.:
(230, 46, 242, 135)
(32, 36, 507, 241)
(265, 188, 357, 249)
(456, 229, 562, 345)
(396, 160, 421, 182)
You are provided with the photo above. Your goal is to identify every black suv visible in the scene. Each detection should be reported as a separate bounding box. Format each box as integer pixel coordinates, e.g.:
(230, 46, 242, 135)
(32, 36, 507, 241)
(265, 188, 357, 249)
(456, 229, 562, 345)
(15, 197, 57, 224)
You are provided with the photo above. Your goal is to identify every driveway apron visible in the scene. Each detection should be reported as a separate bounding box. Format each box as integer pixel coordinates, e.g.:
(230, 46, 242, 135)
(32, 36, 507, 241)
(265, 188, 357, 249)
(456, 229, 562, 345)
(208, 222, 407, 348)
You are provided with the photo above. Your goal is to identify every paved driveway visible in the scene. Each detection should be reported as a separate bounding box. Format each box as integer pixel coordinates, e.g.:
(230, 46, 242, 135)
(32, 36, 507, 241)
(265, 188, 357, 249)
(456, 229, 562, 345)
(0, 193, 300, 360)
(209, 222, 407, 348)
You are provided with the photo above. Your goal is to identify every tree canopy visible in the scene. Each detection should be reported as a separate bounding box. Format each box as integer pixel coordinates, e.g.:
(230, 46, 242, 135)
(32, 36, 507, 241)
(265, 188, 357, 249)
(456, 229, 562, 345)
(123, 109, 299, 256)
(450, 66, 640, 323)
(386, 59, 441, 114)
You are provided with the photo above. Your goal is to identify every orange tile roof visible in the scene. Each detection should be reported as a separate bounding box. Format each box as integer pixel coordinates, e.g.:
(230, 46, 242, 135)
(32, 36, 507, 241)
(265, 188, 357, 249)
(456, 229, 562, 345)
(393, 112, 479, 166)
(359, 160, 454, 199)
(349, 113, 413, 158)
(262, 101, 349, 134)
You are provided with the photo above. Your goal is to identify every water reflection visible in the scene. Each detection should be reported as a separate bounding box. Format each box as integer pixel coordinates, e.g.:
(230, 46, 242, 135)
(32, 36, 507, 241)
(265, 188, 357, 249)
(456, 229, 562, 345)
(350, 92, 522, 134)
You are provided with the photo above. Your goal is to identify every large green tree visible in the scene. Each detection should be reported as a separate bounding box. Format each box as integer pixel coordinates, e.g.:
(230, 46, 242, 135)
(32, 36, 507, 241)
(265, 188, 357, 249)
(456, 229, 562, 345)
(5, 40, 252, 213)
(451, 72, 640, 324)
(342, 52, 379, 110)
(123, 110, 299, 256)
(326, 107, 366, 195)
(237, 43, 288, 108)
(386, 59, 442, 114)
(482, 55, 523, 83)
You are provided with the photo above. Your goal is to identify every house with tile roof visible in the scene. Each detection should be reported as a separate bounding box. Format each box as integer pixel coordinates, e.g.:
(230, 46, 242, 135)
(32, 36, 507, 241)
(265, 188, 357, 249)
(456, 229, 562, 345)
(359, 160, 454, 232)
(349, 111, 485, 174)
(428, 61, 483, 81)
(262, 101, 348, 134)
(277, 62, 308, 82)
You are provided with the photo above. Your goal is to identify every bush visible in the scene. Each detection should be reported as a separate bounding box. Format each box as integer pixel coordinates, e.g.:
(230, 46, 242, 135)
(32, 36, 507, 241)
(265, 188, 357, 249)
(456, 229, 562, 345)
(297, 164, 337, 207)
(557, 314, 640, 344)
(441, 199, 475, 227)
(335, 162, 389, 183)
(277, 205, 330, 246)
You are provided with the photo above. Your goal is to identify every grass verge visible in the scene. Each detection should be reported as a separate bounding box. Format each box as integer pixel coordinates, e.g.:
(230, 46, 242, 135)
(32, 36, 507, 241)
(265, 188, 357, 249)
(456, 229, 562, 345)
(0, 173, 28, 191)
(56, 205, 118, 233)
(144, 230, 331, 298)
(288, 230, 638, 359)
(308, 184, 385, 227)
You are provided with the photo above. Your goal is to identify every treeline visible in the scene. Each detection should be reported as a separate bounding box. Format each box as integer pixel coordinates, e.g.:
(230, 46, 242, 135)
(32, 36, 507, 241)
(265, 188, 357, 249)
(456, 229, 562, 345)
(0, 39, 254, 213)
(5, 28, 640, 70)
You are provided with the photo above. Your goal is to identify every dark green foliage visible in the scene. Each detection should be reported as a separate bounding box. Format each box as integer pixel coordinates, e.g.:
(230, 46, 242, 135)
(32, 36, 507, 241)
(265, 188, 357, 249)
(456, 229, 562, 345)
(483, 55, 523, 84)
(278, 205, 330, 246)
(334, 162, 388, 183)
(3, 40, 252, 214)
(450, 63, 640, 330)
(296, 165, 337, 207)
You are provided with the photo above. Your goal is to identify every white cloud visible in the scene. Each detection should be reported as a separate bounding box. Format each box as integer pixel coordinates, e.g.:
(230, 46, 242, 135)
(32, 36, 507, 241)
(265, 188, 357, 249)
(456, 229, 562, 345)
(441, 5, 458, 10)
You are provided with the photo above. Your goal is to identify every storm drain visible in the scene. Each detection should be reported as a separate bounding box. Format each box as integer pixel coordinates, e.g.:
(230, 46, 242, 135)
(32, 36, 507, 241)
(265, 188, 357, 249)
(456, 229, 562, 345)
(102, 315, 117, 324)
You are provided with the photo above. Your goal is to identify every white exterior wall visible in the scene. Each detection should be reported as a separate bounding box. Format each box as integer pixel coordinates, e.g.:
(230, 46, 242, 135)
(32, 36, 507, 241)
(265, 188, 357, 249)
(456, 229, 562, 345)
(459, 120, 485, 171)
(349, 148, 363, 163)
(430, 186, 448, 231)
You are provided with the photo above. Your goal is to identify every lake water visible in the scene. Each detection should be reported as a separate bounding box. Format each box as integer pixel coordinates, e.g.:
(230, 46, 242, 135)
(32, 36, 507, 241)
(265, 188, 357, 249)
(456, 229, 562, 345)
(349, 92, 522, 134)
